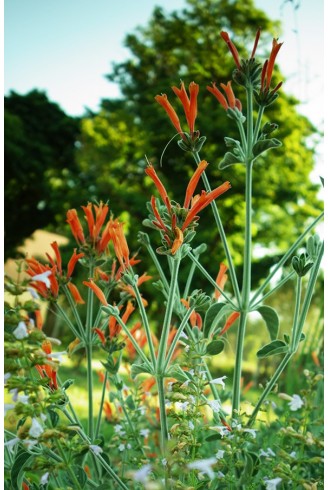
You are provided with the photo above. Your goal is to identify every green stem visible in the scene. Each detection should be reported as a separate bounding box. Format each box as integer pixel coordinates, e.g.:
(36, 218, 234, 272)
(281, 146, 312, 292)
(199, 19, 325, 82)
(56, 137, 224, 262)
(187, 251, 236, 308)
(143, 239, 170, 292)
(55, 303, 82, 340)
(63, 284, 85, 336)
(163, 308, 193, 371)
(247, 352, 293, 427)
(193, 152, 242, 306)
(156, 257, 181, 371)
(251, 211, 323, 305)
(132, 282, 157, 367)
(290, 275, 303, 351)
(156, 256, 181, 454)
(157, 375, 169, 453)
(253, 105, 265, 143)
(250, 271, 295, 308)
(86, 263, 95, 441)
(94, 371, 108, 439)
(183, 259, 197, 299)
(231, 159, 253, 416)
(236, 119, 247, 153)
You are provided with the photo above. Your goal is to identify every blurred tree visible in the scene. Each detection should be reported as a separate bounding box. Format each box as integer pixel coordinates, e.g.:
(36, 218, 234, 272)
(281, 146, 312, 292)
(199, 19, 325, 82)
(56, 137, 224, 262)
(83, 0, 320, 291)
(4, 89, 80, 259)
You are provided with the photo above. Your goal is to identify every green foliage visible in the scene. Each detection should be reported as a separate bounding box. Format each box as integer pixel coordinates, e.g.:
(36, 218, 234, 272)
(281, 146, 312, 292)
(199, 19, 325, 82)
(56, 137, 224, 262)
(4, 90, 80, 259)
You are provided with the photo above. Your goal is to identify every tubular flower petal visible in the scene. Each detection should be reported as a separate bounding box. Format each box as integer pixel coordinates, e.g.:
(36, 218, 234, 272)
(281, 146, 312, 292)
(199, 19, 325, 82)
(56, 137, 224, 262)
(220, 31, 241, 68)
(83, 279, 108, 306)
(67, 282, 85, 304)
(81, 201, 109, 243)
(107, 219, 131, 270)
(50, 241, 62, 276)
(264, 38, 283, 91)
(172, 81, 199, 134)
(183, 160, 209, 209)
(250, 27, 262, 59)
(220, 81, 236, 108)
(155, 94, 184, 135)
(93, 328, 106, 345)
(145, 164, 171, 212)
(214, 263, 228, 300)
(66, 209, 86, 245)
(171, 227, 184, 255)
(67, 249, 85, 279)
(219, 311, 240, 336)
(206, 83, 229, 110)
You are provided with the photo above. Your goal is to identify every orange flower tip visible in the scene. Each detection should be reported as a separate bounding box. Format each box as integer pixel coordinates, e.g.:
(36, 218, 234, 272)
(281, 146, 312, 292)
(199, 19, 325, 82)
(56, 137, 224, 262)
(220, 31, 230, 43)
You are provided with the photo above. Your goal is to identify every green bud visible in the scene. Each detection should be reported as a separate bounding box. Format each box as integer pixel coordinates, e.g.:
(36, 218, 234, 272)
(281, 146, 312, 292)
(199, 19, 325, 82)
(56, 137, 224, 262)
(137, 231, 151, 246)
(291, 253, 314, 277)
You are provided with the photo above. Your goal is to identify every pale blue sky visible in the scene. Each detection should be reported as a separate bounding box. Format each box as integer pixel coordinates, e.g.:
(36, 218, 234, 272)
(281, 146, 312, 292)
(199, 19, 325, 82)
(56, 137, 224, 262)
(5, 0, 324, 130)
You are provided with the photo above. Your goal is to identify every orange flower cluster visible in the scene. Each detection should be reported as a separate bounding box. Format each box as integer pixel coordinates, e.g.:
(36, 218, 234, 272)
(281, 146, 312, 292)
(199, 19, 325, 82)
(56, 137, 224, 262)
(35, 340, 58, 390)
(145, 161, 230, 255)
(26, 241, 84, 302)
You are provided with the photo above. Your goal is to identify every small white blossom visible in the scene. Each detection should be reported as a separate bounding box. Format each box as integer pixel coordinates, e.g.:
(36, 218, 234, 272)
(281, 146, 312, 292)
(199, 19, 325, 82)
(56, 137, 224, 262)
(161, 458, 167, 466)
(133, 464, 151, 483)
(208, 399, 221, 413)
(179, 332, 188, 340)
(185, 345, 190, 352)
(215, 449, 225, 459)
(10, 389, 18, 401)
(210, 376, 227, 389)
(32, 270, 52, 288)
(264, 477, 282, 489)
(165, 401, 172, 409)
(140, 428, 150, 438)
(209, 425, 230, 437)
(167, 381, 174, 391)
(288, 394, 304, 411)
(29, 418, 44, 438)
(13, 322, 28, 340)
(259, 448, 276, 457)
(40, 413, 47, 422)
(188, 420, 195, 430)
(118, 444, 125, 452)
(27, 287, 40, 299)
(40, 472, 49, 485)
(217, 471, 225, 478)
(114, 424, 126, 436)
(188, 457, 217, 480)
(4, 403, 15, 414)
(189, 395, 196, 404)
(4, 437, 20, 451)
(137, 405, 146, 415)
(181, 379, 191, 388)
(24, 439, 38, 449)
(242, 428, 257, 439)
(127, 443, 132, 450)
(289, 451, 296, 458)
(189, 369, 195, 376)
(17, 394, 30, 404)
(90, 444, 103, 455)
(4, 372, 11, 383)
(176, 401, 189, 411)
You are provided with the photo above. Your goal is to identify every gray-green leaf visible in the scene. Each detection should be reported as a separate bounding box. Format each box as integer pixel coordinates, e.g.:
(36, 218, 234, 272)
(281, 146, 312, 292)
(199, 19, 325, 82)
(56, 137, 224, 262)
(256, 305, 280, 340)
(252, 138, 282, 159)
(218, 151, 244, 169)
(257, 339, 288, 358)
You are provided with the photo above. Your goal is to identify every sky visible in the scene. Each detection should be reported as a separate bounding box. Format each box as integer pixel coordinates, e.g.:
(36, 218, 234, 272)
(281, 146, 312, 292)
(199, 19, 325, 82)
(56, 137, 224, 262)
(4, 0, 324, 124)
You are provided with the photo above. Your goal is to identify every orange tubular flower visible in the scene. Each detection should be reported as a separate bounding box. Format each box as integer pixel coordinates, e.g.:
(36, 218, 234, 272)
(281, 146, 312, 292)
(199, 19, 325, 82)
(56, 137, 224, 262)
(35, 340, 58, 390)
(81, 201, 109, 243)
(83, 279, 108, 306)
(145, 164, 171, 212)
(181, 298, 202, 328)
(155, 94, 184, 136)
(207, 81, 242, 112)
(172, 81, 199, 134)
(183, 160, 209, 209)
(214, 263, 228, 300)
(181, 181, 231, 232)
(220, 31, 241, 69)
(67, 282, 85, 304)
(219, 311, 240, 337)
(106, 218, 131, 270)
(67, 249, 85, 279)
(66, 209, 86, 245)
(261, 38, 283, 92)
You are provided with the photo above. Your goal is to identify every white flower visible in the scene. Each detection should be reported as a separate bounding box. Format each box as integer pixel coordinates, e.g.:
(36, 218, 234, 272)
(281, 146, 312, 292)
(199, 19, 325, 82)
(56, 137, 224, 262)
(118, 443, 125, 452)
(4, 403, 15, 414)
(161, 458, 167, 466)
(46, 351, 66, 362)
(188, 457, 217, 480)
(179, 332, 188, 340)
(40, 413, 47, 422)
(288, 394, 304, 411)
(32, 270, 52, 288)
(289, 451, 296, 458)
(176, 401, 189, 411)
(140, 428, 150, 438)
(4, 437, 20, 451)
(215, 449, 225, 459)
(89, 444, 103, 455)
(264, 477, 282, 489)
(40, 472, 49, 485)
(209, 425, 230, 437)
(24, 439, 38, 449)
(29, 418, 44, 438)
(167, 381, 174, 391)
(242, 428, 257, 439)
(133, 464, 151, 483)
(259, 448, 275, 457)
(188, 420, 195, 430)
(114, 424, 125, 435)
(217, 471, 225, 478)
(210, 376, 227, 389)
(27, 287, 40, 299)
(127, 443, 132, 450)
(208, 399, 221, 413)
(185, 345, 190, 352)
(17, 394, 30, 404)
(181, 379, 191, 388)
(189, 369, 195, 376)
(13, 322, 28, 340)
